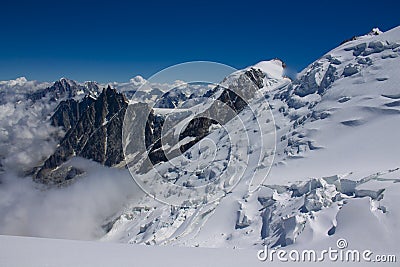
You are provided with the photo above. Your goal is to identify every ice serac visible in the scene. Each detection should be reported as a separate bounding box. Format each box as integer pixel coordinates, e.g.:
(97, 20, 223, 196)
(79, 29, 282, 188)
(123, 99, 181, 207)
(35, 86, 128, 185)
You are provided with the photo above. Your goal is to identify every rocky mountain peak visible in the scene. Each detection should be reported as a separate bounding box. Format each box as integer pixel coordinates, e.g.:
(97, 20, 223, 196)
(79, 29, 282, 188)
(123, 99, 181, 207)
(35, 86, 128, 185)
(27, 78, 100, 102)
(58, 77, 77, 87)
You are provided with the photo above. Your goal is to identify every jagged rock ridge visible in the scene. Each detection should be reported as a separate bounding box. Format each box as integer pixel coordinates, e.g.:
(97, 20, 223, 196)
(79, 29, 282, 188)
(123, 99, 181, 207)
(35, 86, 128, 184)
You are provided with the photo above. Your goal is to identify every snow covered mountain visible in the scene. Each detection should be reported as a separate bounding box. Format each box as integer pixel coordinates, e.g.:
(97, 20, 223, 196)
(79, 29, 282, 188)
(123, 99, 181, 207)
(0, 26, 399, 260)
(100, 26, 400, 253)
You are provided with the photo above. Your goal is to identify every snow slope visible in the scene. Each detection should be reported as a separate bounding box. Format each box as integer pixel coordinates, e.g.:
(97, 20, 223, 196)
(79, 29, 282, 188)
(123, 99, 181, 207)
(1, 235, 392, 267)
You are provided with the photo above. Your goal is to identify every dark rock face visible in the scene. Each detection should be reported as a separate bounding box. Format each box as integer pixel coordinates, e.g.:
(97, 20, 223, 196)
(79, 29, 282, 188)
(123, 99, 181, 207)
(244, 68, 266, 89)
(50, 96, 96, 131)
(145, 111, 167, 165)
(35, 86, 127, 184)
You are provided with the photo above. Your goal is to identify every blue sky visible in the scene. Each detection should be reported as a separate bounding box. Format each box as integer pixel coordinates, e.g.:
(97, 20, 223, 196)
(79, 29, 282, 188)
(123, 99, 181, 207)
(0, 0, 399, 82)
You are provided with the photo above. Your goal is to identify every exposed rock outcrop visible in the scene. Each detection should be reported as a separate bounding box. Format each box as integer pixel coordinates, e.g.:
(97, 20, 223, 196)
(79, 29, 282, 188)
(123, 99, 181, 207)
(35, 86, 127, 184)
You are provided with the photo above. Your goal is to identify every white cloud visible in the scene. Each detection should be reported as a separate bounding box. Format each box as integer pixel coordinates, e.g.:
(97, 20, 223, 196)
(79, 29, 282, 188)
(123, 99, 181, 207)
(0, 158, 143, 240)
